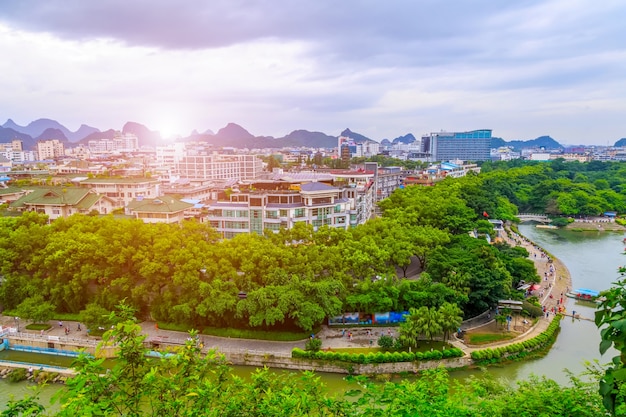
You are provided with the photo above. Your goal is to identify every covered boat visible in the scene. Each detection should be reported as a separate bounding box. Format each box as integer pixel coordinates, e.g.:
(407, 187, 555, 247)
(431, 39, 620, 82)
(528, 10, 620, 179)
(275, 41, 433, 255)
(566, 288, 600, 301)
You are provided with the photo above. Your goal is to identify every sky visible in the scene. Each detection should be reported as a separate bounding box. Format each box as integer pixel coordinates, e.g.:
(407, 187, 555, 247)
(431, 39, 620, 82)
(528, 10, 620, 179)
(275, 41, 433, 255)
(1, 0, 625, 145)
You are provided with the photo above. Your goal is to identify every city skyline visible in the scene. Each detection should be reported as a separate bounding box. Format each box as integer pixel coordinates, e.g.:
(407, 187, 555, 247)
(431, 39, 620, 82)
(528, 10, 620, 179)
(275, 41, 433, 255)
(1, 1, 625, 145)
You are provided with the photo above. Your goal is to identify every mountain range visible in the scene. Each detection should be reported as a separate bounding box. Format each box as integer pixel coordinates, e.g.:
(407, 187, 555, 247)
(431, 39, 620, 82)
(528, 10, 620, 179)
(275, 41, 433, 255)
(0, 118, 579, 151)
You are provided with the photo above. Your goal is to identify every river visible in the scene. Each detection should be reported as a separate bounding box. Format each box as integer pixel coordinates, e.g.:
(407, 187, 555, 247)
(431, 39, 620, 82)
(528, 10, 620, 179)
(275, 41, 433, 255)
(1, 224, 624, 406)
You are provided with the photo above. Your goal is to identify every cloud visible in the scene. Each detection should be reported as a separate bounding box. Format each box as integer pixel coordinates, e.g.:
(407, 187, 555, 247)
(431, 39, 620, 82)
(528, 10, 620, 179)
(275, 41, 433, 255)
(0, 0, 625, 143)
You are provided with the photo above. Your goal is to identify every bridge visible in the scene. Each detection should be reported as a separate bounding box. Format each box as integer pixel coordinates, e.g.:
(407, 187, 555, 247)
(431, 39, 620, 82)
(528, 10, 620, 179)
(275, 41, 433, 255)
(517, 213, 551, 223)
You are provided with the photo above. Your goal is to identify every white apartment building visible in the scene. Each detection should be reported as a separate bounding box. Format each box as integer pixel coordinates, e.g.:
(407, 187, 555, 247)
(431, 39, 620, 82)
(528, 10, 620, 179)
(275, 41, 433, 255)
(156, 143, 186, 167)
(0, 149, 36, 163)
(176, 154, 263, 180)
(88, 132, 139, 154)
(207, 181, 351, 238)
(207, 167, 379, 238)
(37, 139, 65, 160)
(65, 144, 91, 159)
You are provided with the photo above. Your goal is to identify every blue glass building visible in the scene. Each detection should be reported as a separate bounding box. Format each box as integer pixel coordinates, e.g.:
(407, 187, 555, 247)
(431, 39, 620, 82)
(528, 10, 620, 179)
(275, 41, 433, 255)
(424, 129, 492, 162)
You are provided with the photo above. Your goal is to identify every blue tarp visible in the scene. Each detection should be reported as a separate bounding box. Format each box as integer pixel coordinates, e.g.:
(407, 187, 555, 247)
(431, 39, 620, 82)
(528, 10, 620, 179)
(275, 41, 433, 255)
(574, 288, 599, 297)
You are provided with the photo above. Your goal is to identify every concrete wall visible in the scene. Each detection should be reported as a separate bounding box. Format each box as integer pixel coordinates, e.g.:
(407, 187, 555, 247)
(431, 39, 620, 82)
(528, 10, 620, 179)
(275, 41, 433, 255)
(6, 337, 117, 358)
(225, 351, 473, 375)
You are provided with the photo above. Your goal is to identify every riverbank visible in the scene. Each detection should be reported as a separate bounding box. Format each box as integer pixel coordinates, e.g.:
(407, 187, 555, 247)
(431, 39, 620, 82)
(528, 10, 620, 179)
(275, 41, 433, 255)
(565, 219, 626, 232)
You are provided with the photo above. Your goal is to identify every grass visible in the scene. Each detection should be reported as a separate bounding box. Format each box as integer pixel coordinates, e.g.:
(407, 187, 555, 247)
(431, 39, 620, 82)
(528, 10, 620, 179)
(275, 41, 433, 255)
(467, 332, 516, 345)
(156, 322, 314, 342)
(201, 326, 313, 341)
(2, 310, 82, 322)
(25, 323, 51, 331)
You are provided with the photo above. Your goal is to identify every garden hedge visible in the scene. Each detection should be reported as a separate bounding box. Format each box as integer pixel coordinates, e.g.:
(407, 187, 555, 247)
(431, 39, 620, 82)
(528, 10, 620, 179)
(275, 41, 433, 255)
(292, 346, 463, 364)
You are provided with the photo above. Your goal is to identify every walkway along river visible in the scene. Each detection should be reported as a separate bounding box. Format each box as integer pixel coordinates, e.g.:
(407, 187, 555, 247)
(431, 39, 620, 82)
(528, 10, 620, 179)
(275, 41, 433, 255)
(1, 223, 624, 402)
(453, 223, 625, 384)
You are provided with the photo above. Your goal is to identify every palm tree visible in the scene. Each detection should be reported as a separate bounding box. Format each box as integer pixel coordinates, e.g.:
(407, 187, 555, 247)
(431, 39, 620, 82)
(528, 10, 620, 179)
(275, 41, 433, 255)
(438, 302, 463, 341)
(399, 306, 444, 347)
(420, 307, 443, 341)
(399, 307, 423, 349)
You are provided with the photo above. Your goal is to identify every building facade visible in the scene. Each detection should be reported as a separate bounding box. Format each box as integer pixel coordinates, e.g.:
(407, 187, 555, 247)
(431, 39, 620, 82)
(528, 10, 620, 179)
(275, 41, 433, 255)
(37, 139, 65, 160)
(425, 129, 492, 162)
(78, 178, 160, 208)
(175, 154, 263, 180)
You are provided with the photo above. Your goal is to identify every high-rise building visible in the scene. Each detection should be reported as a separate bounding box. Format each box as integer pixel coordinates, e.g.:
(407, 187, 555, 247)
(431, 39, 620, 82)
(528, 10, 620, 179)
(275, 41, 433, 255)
(37, 139, 65, 160)
(423, 129, 492, 162)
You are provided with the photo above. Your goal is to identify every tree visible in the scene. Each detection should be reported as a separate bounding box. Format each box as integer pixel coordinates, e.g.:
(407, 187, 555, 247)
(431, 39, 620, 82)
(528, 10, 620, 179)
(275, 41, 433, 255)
(79, 303, 112, 331)
(595, 269, 626, 415)
(438, 302, 463, 341)
(15, 295, 55, 324)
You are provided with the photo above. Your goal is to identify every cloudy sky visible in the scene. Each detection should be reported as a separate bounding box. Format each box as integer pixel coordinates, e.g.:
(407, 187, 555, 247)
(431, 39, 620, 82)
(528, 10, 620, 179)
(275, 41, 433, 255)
(1, 0, 625, 144)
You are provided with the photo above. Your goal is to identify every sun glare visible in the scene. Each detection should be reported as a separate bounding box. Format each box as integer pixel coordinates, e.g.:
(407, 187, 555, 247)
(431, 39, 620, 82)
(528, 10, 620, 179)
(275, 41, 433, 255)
(154, 120, 183, 140)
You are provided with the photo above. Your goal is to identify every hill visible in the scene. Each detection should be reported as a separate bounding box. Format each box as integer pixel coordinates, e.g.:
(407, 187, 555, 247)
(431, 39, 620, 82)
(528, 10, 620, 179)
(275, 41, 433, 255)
(492, 135, 563, 150)
(2, 118, 99, 142)
(0, 127, 34, 148)
(614, 138, 626, 147)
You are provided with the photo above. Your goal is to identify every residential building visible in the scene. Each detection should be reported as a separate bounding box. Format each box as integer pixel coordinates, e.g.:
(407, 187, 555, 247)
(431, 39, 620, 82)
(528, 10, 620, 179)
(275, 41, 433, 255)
(0, 186, 25, 205)
(0, 155, 11, 173)
(161, 178, 221, 202)
(88, 132, 139, 154)
(78, 178, 160, 208)
(207, 181, 351, 238)
(127, 196, 193, 224)
(175, 154, 263, 180)
(376, 166, 404, 200)
(156, 143, 187, 167)
(9, 187, 116, 219)
(37, 139, 65, 160)
(424, 129, 492, 162)
(0, 139, 23, 152)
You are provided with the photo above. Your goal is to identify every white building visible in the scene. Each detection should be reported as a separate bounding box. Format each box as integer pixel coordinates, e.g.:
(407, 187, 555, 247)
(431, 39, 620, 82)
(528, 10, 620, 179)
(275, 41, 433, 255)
(175, 154, 263, 180)
(37, 139, 65, 160)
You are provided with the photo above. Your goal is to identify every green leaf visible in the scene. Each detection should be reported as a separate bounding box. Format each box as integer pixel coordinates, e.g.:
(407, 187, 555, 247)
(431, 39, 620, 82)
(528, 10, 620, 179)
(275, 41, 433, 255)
(611, 367, 626, 381)
(610, 319, 626, 331)
(600, 339, 613, 355)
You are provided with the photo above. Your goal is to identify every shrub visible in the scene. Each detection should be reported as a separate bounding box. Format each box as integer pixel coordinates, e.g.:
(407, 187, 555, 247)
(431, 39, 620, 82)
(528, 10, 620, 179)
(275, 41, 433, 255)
(430, 350, 443, 360)
(522, 300, 543, 317)
(305, 337, 322, 352)
(377, 335, 394, 350)
(8, 368, 27, 383)
(414, 351, 424, 360)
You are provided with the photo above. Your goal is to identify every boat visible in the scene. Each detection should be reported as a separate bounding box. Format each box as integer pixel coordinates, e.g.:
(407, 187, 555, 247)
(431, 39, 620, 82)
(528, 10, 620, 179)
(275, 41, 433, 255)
(566, 288, 600, 301)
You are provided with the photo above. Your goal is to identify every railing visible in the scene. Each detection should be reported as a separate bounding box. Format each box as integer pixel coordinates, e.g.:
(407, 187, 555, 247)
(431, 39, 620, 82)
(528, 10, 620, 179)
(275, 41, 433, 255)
(9, 345, 84, 357)
(6, 332, 99, 346)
